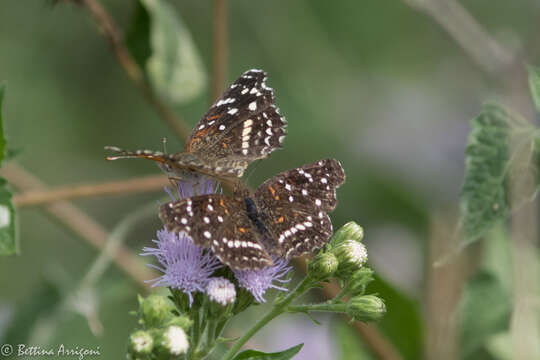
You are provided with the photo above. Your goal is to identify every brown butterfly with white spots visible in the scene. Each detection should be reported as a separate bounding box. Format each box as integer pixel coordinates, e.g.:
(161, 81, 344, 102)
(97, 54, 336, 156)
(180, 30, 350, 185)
(160, 159, 346, 270)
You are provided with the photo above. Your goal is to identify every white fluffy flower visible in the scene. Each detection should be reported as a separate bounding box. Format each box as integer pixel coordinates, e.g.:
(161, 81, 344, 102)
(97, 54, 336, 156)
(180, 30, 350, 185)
(163, 325, 189, 355)
(206, 277, 236, 305)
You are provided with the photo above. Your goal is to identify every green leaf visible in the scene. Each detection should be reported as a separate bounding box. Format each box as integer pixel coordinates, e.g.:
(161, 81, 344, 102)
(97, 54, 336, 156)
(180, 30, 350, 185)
(367, 275, 423, 360)
(126, 0, 152, 69)
(459, 271, 511, 359)
(0, 84, 16, 256)
(459, 103, 510, 244)
(139, 0, 206, 104)
(0, 83, 7, 164)
(0, 179, 16, 255)
(527, 66, 540, 113)
(233, 344, 303, 360)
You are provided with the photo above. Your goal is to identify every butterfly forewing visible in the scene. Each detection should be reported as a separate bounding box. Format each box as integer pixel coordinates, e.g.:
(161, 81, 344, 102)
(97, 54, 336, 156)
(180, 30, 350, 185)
(184, 69, 286, 176)
(254, 159, 346, 258)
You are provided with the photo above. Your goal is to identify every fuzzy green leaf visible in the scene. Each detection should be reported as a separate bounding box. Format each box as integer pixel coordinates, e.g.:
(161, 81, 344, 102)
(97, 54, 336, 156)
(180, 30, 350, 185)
(460, 103, 510, 244)
(527, 66, 540, 113)
(138, 0, 206, 104)
(233, 344, 303, 360)
(0, 84, 17, 256)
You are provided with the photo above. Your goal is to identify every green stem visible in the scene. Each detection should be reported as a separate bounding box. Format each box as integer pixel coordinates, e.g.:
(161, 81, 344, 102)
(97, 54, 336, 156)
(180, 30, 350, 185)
(287, 303, 347, 314)
(221, 277, 313, 360)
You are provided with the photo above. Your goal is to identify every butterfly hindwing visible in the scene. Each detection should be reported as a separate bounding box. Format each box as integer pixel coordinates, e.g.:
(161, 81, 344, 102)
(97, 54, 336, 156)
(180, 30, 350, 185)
(159, 194, 273, 270)
(254, 159, 346, 258)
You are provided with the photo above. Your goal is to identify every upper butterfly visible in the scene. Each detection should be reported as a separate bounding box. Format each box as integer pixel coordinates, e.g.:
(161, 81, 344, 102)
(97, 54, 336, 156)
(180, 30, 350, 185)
(159, 159, 346, 270)
(105, 69, 287, 182)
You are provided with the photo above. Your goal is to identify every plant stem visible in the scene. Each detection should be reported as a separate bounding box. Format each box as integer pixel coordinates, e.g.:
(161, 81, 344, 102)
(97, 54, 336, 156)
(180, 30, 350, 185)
(221, 277, 313, 360)
(287, 303, 347, 314)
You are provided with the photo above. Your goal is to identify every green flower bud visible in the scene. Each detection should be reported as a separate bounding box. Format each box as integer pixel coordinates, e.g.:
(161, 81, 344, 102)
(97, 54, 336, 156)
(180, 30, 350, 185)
(332, 240, 368, 277)
(308, 252, 339, 281)
(346, 295, 386, 322)
(164, 315, 193, 331)
(127, 330, 154, 358)
(330, 222, 364, 248)
(138, 294, 172, 328)
(154, 325, 189, 358)
(344, 268, 374, 296)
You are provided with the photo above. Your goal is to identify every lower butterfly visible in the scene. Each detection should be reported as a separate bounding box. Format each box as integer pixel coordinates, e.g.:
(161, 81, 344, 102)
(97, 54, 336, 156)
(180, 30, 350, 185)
(160, 159, 346, 270)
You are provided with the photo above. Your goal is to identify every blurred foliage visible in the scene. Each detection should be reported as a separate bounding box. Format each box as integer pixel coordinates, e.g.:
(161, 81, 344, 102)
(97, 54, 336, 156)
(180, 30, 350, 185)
(459, 104, 509, 244)
(1, 0, 540, 359)
(334, 321, 373, 360)
(367, 275, 423, 360)
(528, 66, 540, 114)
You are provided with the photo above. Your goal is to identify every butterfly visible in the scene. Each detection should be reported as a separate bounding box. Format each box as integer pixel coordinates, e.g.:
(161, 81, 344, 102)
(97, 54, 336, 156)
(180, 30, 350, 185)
(105, 69, 287, 182)
(159, 159, 346, 270)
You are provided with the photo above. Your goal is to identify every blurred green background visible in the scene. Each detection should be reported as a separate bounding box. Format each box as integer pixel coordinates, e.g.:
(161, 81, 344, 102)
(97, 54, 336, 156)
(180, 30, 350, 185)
(1, 0, 538, 359)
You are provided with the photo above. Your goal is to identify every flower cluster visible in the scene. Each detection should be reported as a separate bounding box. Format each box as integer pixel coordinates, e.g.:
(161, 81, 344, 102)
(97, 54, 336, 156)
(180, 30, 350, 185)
(128, 177, 385, 360)
(127, 295, 192, 359)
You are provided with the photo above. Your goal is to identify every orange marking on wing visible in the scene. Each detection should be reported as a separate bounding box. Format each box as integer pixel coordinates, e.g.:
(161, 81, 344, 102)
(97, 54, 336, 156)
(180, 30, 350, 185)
(268, 186, 276, 196)
(277, 216, 284, 223)
(207, 114, 220, 120)
(222, 142, 228, 148)
(238, 227, 247, 233)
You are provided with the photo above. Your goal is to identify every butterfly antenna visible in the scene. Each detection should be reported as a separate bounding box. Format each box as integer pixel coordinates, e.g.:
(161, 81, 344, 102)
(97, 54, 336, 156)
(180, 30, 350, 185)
(104, 146, 167, 163)
(162, 137, 168, 155)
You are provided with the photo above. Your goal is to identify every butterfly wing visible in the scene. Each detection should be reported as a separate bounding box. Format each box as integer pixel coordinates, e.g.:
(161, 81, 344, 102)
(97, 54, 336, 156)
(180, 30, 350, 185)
(254, 159, 346, 259)
(185, 69, 287, 176)
(159, 194, 273, 270)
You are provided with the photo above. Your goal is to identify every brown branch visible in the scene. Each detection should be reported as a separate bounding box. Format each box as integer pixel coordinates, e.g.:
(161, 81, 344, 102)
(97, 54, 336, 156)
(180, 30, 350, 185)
(71, 0, 190, 141)
(11, 174, 168, 207)
(211, 0, 228, 101)
(3, 162, 156, 290)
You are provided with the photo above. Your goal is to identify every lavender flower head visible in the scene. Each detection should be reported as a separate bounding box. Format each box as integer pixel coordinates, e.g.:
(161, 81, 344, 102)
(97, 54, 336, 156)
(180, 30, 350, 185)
(141, 229, 222, 305)
(233, 258, 292, 303)
(165, 177, 218, 201)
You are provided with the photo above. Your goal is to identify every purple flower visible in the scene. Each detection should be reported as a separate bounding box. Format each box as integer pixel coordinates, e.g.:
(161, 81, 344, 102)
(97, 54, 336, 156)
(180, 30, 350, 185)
(141, 228, 222, 305)
(165, 177, 219, 201)
(233, 258, 292, 303)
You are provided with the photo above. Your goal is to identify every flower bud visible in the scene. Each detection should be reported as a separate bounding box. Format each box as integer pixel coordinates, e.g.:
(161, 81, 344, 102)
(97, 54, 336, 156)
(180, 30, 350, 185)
(344, 268, 374, 296)
(127, 330, 154, 358)
(346, 295, 386, 322)
(308, 252, 339, 281)
(206, 277, 236, 306)
(138, 294, 172, 328)
(332, 240, 368, 277)
(154, 325, 189, 357)
(330, 222, 364, 248)
(164, 315, 193, 331)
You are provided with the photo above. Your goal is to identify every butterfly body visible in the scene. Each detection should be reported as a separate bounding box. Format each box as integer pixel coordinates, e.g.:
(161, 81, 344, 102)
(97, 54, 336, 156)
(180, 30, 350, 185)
(160, 159, 346, 270)
(106, 69, 287, 181)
